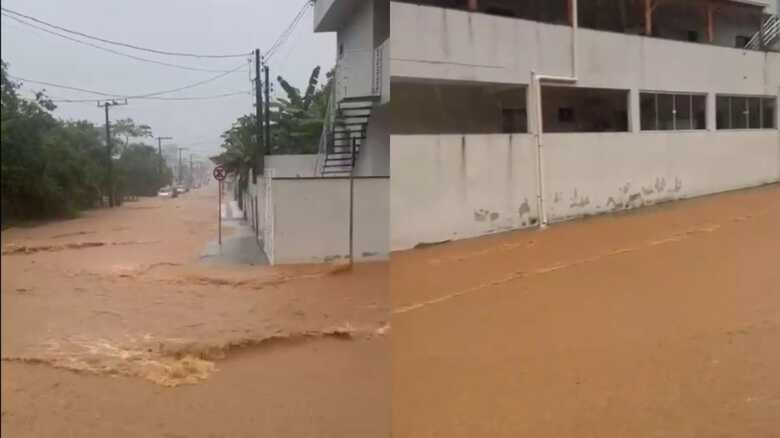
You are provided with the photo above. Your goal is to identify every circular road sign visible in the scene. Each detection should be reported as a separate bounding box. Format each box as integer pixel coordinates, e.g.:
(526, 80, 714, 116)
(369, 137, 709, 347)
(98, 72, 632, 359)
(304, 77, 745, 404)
(213, 166, 227, 181)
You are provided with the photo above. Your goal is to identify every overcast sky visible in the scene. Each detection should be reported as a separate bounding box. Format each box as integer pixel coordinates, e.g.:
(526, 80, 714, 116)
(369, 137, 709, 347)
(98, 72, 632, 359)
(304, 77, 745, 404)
(0, 0, 335, 158)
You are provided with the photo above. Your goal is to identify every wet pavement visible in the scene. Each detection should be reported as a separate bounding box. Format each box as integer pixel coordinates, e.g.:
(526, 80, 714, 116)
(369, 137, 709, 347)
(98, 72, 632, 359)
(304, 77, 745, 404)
(200, 200, 269, 266)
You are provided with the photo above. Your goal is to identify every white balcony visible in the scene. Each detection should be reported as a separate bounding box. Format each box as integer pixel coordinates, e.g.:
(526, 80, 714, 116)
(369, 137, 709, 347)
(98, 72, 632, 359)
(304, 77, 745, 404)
(390, 1, 780, 96)
(314, 0, 360, 32)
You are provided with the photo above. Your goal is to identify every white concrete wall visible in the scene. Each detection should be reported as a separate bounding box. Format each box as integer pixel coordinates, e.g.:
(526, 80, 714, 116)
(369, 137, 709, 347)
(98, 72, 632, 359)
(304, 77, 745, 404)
(266, 155, 318, 178)
(356, 103, 390, 177)
(391, 134, 539, 250)
(389, 2, 780, 250)
(270, 177, 389, 264)
(390, 2, 780, 95)
(543, 131, 780, 222)
(391, 131, 780, 250)
(336, 0, 375, 100)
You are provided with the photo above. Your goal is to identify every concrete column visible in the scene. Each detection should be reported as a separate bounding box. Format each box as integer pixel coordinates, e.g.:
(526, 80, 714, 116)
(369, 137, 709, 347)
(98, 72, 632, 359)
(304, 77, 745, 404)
(706, 92, 717, 131)
(629, 88, 641, 133)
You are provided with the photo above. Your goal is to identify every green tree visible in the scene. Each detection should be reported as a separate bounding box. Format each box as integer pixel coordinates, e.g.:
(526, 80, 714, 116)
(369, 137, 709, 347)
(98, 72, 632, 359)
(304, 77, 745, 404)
(211, 115, 256, 209)
(118, 144, 172, 197)
(270, 66, 333, 155)
(111, 118, 153, 153)
(1, 60, 170, 224)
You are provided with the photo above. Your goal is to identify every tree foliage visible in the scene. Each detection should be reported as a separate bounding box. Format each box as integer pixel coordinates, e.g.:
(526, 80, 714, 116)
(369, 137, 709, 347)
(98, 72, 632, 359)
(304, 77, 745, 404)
(1, 60, 171, 224)
(212, 65, 333, 176)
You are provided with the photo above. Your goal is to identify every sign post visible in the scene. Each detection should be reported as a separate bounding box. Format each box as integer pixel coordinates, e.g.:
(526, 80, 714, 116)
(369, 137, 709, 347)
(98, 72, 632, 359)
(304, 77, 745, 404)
(213, 166, 227, 246)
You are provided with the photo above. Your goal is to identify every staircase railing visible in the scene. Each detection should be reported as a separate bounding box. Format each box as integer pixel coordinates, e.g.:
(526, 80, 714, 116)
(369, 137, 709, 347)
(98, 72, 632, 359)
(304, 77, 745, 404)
(316, 74, 338, 176)
(745, 14, 779, 51)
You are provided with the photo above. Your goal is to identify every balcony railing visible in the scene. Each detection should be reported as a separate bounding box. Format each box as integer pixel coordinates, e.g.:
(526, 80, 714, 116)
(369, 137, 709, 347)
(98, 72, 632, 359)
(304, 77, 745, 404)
(372, 39, 388, 97)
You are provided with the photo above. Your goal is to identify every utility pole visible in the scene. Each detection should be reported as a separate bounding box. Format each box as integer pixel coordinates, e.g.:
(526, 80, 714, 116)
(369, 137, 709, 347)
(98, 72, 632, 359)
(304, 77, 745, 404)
(97, 99, 127, 208)
(177, 147, 188, 186)
(255, 48, 264, 176)
(189, 154, 194, 188)
(264, 64, 271, 153)
(155, 136, 173, 179)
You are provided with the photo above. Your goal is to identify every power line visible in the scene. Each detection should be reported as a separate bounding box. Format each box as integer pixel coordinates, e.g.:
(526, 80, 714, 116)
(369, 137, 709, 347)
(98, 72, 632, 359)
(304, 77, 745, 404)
(8, 62, 248, 100)
(264, 1, 312, 61)
(1, 13, 237, 73)
(44, 90, 250, 103)
(130, 62, 248, 98)
(1, 6, 249, 59)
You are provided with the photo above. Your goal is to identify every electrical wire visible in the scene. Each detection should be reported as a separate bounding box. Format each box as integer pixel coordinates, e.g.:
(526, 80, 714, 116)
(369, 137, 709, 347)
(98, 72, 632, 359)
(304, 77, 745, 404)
(44, 90, 250, 103)
(264, 0, 312, 61)
(1, 13, 238, 73)
(8, 61, 248, 100)
(1, 6, 249, 58)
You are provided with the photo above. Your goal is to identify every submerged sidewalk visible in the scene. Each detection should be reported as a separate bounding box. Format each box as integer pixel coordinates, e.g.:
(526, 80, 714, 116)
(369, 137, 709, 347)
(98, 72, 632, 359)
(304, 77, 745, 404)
(200, 199, 269, 266)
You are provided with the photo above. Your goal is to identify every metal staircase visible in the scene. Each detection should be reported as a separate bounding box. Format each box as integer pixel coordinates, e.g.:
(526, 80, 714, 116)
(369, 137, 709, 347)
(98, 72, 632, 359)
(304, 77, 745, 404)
(745, 14, 779, 51)
(315, 84, 380, 177)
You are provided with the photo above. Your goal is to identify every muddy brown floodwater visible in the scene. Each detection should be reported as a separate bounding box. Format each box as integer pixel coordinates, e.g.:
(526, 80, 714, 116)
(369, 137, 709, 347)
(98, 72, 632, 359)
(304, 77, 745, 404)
(392, 184, 780, 437)
(1, 184, 389, 438)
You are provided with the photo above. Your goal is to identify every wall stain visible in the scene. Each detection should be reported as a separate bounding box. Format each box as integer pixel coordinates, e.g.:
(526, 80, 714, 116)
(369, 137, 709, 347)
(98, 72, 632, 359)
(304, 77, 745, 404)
(474, 209, 490, 222)
(672, 177, 683, 193)
(517, 199, 531, 217)
(553, 192, 562, 203)
(627, 193, 643, 208)
(641, 186, 655, 196)
(606, 197, 624, 211)
(460, 136, 467, 176)
(569, 189, 591, 208)
(489, 212, 499, 221)
(654, 177, 667, 193)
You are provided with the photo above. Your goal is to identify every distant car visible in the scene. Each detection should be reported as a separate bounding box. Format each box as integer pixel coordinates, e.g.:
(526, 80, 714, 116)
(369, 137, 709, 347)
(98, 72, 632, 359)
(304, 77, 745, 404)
(174, 185, 188, 195)
(157, 187, 173, 197)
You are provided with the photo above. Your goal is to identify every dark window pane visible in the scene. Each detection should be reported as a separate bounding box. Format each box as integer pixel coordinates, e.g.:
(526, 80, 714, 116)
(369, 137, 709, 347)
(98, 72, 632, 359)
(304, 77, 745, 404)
(748, 97, 761, 129)
(692, 95, 706, 129)
(658, 94, 674, 130)
(716, 96, 730, 129)
(763, 98, 776, 129)
(675, 94, 692, 130)
(541, 86, 629, 133)
(640, 93, 656, 130)
(731, 97, 748, 129)
(392, 82, 527, 134)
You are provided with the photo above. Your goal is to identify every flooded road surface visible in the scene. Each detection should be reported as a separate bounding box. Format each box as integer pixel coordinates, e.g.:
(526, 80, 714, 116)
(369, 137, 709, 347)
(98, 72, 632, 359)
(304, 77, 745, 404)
(392, 184, 780, 437)
(2, 184, 389, 437)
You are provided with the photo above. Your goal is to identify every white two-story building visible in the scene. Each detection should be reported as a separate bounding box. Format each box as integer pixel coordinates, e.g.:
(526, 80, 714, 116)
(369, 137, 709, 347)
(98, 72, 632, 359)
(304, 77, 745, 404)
(390, 0, 780, 249)
(248, 0, 390, 264)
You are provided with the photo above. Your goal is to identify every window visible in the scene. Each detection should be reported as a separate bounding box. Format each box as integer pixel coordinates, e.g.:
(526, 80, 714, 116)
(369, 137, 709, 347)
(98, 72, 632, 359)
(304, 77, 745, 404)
(763, 98, 776, 129)
(392, 82, 528, 134)
(640, 92, 706, 131)
(502, 108, 527, 133)
(541, 86, 629, 133)
(735, 35, 750, 48)
(558, 108, 574, 123)
(717, 95, 777, 130)
(687, 31, 699, 42)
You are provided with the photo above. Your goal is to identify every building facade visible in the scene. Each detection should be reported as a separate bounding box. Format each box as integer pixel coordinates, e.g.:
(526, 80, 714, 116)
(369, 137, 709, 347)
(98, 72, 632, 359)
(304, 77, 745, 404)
(389, 0, 780, 250)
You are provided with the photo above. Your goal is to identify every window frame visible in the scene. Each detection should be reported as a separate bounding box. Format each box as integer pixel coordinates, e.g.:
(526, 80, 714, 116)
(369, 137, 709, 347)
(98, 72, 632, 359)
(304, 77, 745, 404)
(639, 91, 707, 132)
(716, 95, 778, 130)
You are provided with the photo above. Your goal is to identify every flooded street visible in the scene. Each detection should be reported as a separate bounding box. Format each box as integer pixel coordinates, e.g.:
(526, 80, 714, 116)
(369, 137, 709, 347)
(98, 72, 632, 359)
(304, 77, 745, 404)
(1, 184, 389, 437)
(392, 185, 780, 437)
